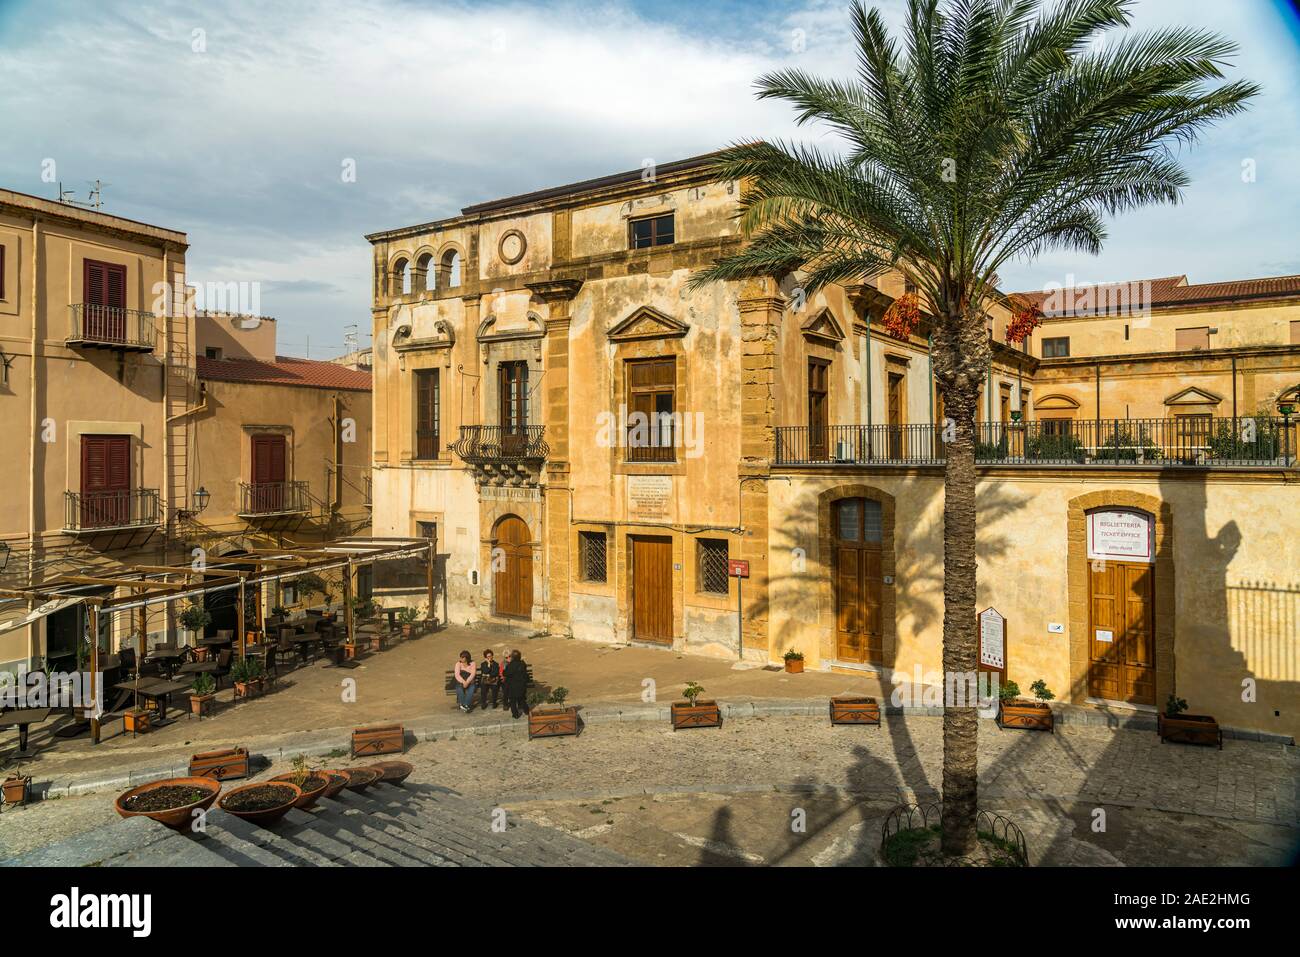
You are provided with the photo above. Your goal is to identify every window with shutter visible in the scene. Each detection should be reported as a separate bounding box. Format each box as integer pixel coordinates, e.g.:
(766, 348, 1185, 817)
(626, 357, 676, 461)
(80, 435, 131, 528)
(82, 259, 128, 342)
(415, 369, 440, 459)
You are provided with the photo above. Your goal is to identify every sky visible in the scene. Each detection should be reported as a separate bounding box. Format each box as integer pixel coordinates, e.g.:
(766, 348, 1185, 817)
(1, 0, 1298, 359)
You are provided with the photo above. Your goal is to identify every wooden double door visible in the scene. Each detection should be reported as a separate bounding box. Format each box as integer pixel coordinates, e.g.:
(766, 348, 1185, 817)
(631, 536, 673, 644)
(1087, 560, 1155, 705)
(493, 516, 533, 619)
(832, 498, 884, 664)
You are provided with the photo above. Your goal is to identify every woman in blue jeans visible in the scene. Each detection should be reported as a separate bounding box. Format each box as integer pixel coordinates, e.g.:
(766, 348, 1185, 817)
(452, 650, 477, 712)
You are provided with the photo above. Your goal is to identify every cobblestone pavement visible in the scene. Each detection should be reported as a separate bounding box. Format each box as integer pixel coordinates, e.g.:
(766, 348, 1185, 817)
(7, 712, 1291, 865)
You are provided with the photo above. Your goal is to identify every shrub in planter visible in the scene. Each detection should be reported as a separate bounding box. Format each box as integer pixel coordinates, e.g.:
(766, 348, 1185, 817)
(178, 601, 212, 644)
(231, 659, 256, 699)
(189, 673, 217, 717)
(671, 682, 722, 730)
(783, 650, 805, 674)
(529, 686, 581, 739)
(397, 605, 419, 637)
(270, 755, 330, 810)
(1158, 694, 1222, 748)
(997, 678, 1054, 732)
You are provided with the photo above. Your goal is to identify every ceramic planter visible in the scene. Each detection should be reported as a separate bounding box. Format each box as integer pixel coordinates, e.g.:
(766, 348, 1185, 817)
(190, 693, 216, 718)
(1159, 712, 1222, 749)
(270, 772, 330, 810)
(341, 767, 382, 792)
(401, 624, 413, 638)
(218, 781, 302, 826)
(317, 769, 350, 799)
(342, 643, 358, 660)
(2, 775, 32, 806)
(368, 760, 414, 785)
(784, 657, 805, 674)
(671, 699, 722, 730)
(528, 706, 581, 739)
(997, 699, 1055, 732)
(115, 776, 220, 830)
(830, 696, 881, 725)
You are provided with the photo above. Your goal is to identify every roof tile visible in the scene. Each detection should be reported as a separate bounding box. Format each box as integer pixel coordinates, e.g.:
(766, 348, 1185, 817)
(197, 355, 372, 391)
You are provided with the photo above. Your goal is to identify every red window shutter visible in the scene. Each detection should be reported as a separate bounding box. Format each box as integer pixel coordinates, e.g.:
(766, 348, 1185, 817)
(85, 260, 106, 305)
(252, 435, 287, 483)
(0, 244, 6, 299)
(106, 263, 126, 308)
(81, 435, 130, 492)
(83, 260, 126, 307)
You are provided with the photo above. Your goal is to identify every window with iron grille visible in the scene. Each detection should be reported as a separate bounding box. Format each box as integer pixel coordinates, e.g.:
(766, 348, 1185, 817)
(415, 369, 440, 459)
(697, 538, 729, 595)
(578, 530, 607, 583)
(629, 213, 675, 249)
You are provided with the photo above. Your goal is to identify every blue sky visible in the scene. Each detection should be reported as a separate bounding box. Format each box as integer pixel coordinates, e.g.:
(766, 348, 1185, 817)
(1, 0, 1297, 358)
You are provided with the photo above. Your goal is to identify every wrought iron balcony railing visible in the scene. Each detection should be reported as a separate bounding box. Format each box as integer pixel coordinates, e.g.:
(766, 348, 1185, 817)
(449, 425, 548, 464)
(238, 480, 310, 516)
(67, 304, 158, 352)
(774, 417, 1297, 468)
(64, 489, 161, 532)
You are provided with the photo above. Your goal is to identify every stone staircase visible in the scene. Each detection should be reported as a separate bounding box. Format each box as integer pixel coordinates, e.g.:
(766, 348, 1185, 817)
(7, 782, 633, 867)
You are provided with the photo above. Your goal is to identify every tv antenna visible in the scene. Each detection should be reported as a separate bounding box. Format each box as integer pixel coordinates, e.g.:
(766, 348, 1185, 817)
(57, 179, 108, 209)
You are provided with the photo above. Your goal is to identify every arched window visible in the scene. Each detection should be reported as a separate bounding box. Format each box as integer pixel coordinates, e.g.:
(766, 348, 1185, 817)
(392, 257, 411, 296)
(416, 253, 435, 292)
(440, 249, 462, 288)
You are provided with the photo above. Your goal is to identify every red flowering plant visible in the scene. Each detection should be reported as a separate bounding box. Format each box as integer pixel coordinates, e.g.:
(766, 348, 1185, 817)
(1004, 295, 1044, 345)
(882, 291, 922, 340)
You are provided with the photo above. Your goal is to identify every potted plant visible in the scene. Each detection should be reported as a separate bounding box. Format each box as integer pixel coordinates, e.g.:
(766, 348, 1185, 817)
(2, 771, 32, 807)
(178, 601, 212, 644)
(397, 605, 419, 638)
(270, 604, 289, 620)
(124, 706, 152, 735)
(246, 656, 266, 695)
(418, 601, 436, 635)
(671, 682, 722, 730)
(189, 673, 217, 718)
(217, 780, 302, 826)
(231, 659, 254, 699)
(783, 649, 805, 674)
(528, 686, 580, 739)
(1158, 694, 1222, 748)
(997, 678, 1055, 732)
(270, 755, 330, 810)
(115, 776, 220, 830)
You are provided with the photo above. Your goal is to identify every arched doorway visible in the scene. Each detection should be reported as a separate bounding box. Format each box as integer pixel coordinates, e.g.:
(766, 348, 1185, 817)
(832, 497, 883, 664)
(493, 515, 533, 620)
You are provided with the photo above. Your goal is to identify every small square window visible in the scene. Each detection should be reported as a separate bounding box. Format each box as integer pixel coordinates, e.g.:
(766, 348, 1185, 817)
(1042, 337, 1070, 358)
(205, 347, 223, 360)
(629, 213, 675, 249)
(697, 538, 729, 596)
(281, 581, 299, 606)
(578, 531, 607, 583)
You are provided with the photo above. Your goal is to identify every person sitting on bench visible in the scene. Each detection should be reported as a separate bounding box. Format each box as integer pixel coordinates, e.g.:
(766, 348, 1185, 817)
(452, 650, 477, 713)
(478, 648, 502, 711)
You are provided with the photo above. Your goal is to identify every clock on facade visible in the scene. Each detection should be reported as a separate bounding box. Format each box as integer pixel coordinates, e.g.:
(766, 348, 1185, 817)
(498, 229, 527, 265)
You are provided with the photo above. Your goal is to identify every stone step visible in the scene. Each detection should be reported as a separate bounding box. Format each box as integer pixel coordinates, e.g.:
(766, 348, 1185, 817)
(330, 788, 508, 865)
(105, 831, 238, 868)
(195, 808, 336, 867)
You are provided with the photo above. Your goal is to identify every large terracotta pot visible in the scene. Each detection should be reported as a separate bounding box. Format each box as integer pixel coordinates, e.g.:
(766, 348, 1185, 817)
(317, 769, 350, 799)
(217, 781, 302, 826)
(115, 776, 220, 830)
(341, 767, 381, 792)
(270, 772, 330, 809)
(366, 760, 414, 785)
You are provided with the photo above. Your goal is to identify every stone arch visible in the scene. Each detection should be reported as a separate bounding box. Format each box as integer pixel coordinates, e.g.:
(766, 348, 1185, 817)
(389, 254, 412, 296)
(435, 242, 465, 288)
(813, 483, 897, 671)
(1065, 489, 1175, 707)
(412, 247, 436, 291)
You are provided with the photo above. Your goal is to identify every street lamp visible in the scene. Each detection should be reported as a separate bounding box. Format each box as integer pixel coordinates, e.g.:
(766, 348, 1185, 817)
(179, 486, 210, 520)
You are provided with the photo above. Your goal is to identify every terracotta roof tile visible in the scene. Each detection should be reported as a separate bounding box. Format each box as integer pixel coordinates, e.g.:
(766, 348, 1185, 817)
(197, 354, 372, 391)
(1011, 273, 1300, 317)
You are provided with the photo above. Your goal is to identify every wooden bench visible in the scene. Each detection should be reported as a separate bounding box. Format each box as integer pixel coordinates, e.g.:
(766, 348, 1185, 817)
(444, 665, 534, 696)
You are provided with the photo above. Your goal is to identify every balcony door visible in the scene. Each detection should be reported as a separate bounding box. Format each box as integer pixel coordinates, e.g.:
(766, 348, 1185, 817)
(81, 435, 130, 528)
(887, 372, 905, 459)
(499, 361, 528, 457)
(251, 434, 287, 512)
(84, 259, 127, 342)
(808, 359, 829, 461)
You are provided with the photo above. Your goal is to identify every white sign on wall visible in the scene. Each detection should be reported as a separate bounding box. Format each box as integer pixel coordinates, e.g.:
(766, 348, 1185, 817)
(979, 607, 1006, 670)
(1087, 508, 1154, 563)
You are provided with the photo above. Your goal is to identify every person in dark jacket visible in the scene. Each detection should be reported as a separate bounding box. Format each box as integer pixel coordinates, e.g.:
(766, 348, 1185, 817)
(478, 648, 502, 710)
(502, 649, 529, 719)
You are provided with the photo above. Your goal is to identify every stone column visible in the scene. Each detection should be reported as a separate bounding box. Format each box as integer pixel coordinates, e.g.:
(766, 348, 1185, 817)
(737, 277, 785, 662)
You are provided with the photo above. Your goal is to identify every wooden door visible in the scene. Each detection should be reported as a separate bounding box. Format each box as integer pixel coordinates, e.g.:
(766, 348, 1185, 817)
(832, 498, 883, 663)
(808, 359, 829, 461)
(84, 259, 127, 341)
(631, 536, 673, 643)
(499, 362, 528, 456)
(251, 434, 287, 512)
(933, 387, 946, 458)
(887, 372, 904, 459)
(493, 516, 533, 619)
(1088, 560, 1155, 705)
(81, 434, 130, 527)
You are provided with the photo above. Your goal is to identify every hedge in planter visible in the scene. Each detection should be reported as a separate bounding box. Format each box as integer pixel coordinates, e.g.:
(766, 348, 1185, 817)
(1158, 695, 1222, 749)
(528, 687, 581, 739)
(783, 651, 805, 674)
(996, 679, 1055, 732)
(671, 682, 722, 730)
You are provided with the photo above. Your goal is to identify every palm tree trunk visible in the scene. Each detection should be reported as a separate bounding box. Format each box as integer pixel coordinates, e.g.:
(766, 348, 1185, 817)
(939, 354, 982, 857)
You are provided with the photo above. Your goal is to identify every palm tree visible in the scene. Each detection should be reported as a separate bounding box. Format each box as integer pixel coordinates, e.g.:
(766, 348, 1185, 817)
(690, 0, 1256, 856)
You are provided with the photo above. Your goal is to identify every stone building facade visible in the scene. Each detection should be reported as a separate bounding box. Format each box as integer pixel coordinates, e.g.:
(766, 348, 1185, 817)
(367, 153, 1300, 740)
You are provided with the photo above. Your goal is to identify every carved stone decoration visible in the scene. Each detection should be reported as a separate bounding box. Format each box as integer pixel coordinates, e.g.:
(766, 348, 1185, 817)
(477, 312, 546, 366)
(800, 307, 847, 347)
(607, 305, 690, 342)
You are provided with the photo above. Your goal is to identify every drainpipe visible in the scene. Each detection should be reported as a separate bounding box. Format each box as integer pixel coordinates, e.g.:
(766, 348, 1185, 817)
(26, 216, 40, 665)
(161, 248, 171, 543)
(1231, 354, 1238, 427)
(1095, 362, 1102, 443)
(864, 317, 873, 438)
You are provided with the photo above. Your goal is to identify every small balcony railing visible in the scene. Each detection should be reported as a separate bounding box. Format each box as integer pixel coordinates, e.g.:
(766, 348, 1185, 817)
(238, 480, 310, 516)
(64, 489, 161, 532)
(67, 304, 157, 352)
(449, 425, 548, 464)
(774, 417, 1297, 468)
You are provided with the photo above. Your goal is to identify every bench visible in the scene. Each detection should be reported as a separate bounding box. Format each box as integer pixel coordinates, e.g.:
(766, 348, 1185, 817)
(444, 665, 534, 695)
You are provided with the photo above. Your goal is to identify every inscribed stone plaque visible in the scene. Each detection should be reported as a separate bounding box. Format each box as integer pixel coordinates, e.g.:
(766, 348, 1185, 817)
(627, 475, 673, 523)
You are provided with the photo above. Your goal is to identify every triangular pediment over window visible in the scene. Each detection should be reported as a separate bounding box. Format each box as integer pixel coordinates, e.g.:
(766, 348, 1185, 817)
(801, 307, 846, 345)
(607, 306, 689, 342)
(1164, 386, 1222, 407)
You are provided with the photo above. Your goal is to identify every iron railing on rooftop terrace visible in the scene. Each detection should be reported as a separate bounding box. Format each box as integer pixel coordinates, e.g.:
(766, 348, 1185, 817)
(773, 417, 1297, 468)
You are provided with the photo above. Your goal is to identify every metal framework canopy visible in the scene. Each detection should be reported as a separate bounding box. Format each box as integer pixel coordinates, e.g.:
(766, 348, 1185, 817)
(0, 536, 436, 612)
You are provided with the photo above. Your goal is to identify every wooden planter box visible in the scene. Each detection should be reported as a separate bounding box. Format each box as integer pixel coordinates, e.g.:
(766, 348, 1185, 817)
(190, 693, 216, 718)
(1159, 712, 1222, 749)
(671, 700, 722, 730)
(352, 723, 405, 758)
(2, 775, 31, 806)
(189, 746, 251, 781)
(998, 699, 1054, 732)
(829, 696, 881, 725)
(528, 706, 580, 739)
(784, 658, 805, 674)
(124, 708, 152, 735)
